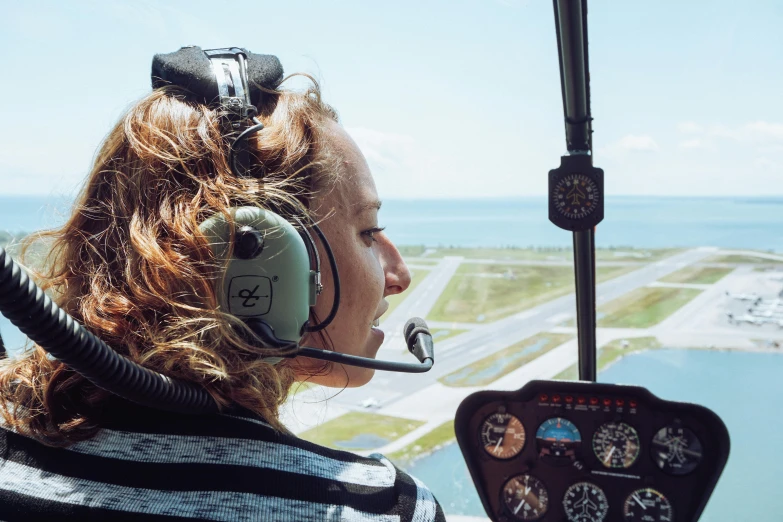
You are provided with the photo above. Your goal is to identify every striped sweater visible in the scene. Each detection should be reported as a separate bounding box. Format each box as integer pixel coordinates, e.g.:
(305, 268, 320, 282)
(0, 401, 446, 521)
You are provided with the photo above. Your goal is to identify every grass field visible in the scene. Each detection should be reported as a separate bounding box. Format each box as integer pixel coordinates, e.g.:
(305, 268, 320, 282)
(554, 337, 661, 380)
(298, 412, 425, 451)
(439, 332, 573, 387)
(596, 287, 703, 328)
(384, 267, 431, 317)
(427, 263, 637, 323)
(388, 420, 455, 465)
(660, 266, 733, 284)
(704, 254, 783, 264)
(417, 246, 681, 263)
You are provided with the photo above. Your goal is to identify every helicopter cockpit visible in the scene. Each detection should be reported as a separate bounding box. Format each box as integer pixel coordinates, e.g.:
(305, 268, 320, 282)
(7, 0, 776, 520)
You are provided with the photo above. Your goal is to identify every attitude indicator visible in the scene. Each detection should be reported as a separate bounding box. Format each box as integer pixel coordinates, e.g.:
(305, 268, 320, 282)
(536, 417, 582, 459)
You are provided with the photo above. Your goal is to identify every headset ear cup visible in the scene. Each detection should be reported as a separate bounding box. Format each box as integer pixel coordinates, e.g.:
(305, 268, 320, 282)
(244, 319, 291, 349)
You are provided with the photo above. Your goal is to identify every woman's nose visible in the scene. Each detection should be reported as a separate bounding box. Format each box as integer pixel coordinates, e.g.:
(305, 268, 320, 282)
(380, 237, 411, 296)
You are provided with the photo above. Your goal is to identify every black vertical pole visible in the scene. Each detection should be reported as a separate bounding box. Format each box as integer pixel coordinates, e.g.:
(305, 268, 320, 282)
(553, 0, 597, 382)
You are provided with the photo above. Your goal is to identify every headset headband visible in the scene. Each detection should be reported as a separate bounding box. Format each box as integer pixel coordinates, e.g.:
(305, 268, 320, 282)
(151, 46, 283, 108)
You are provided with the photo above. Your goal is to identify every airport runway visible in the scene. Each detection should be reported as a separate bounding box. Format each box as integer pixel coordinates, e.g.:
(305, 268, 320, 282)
(313, 247, 718, 412)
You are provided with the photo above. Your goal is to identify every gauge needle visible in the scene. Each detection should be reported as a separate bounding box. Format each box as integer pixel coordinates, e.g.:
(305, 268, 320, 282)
(514, 499, 526, 515)
(632, 493, 646, 510)
(603, 445, 616, 465)
(494, 436, 504, 453)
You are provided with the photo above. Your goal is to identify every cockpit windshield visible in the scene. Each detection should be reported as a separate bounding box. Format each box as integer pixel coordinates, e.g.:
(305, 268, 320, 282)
(1, 1, 782, 521)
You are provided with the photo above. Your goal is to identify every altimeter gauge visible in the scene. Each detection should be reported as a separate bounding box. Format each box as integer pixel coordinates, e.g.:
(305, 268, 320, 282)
(501, 474, 549, 521)
(480, 412, 526, 459)
(651, 424, 703, 475)
(592, 422, 640, 469)
(562, 482, 609, 522)
(623, 488, 673, 522)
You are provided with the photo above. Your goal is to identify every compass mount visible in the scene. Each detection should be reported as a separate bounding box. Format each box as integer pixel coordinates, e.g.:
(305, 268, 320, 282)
(548, 154, 604, 231)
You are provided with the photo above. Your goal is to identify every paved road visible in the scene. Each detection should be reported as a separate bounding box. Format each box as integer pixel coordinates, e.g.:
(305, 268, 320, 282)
(324, 247, 718, 411)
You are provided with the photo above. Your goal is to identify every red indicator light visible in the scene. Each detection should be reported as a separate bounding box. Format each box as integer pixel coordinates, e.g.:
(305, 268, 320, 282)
(589, 397, 599, 406)
(552, 394, 561, 403)
(539, 393, 549, 402)
(629, 400, 638, 408)
(577, 396, 586, 405)
(616, 398, 625, 407)
(565, 395, 574, 404)
(602, 398, 612, 407)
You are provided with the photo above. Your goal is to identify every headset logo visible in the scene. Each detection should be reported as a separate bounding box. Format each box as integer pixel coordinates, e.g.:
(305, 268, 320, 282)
(228, 276, 272, 316)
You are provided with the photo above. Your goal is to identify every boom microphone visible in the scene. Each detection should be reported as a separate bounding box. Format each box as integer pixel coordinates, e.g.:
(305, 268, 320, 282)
(296, 317, 434, 373)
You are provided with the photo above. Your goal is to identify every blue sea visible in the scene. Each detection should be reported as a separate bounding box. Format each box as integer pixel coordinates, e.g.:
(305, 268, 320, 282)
(406, 350, 783, 522)
(1, 195, 783, 251)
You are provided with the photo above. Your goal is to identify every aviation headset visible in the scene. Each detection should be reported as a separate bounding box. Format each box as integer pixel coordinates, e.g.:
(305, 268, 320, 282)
(0, 46, 433, 415)
(151, 46, 340, 358)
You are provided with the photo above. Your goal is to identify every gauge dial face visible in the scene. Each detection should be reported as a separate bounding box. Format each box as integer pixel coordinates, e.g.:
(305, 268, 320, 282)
(623, 488, 673, 522)
(563, 482, 609, 522)
(553, 173, 600, 220)
(536, 417, 582, 458)
(592, 422, 640, 469)
(480, 412, 526, 459)
(651, 424, 703, 475)
(501, 474, 549, 521)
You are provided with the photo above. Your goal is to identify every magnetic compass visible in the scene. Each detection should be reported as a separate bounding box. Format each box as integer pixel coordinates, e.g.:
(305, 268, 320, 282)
(548, 155, 604, 231)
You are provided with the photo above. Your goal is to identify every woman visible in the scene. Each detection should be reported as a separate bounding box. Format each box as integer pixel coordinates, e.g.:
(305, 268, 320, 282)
(0, 48, 446, 521)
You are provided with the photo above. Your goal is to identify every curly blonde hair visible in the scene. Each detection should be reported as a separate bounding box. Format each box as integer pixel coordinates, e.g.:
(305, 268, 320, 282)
(0, 76, 339, 445)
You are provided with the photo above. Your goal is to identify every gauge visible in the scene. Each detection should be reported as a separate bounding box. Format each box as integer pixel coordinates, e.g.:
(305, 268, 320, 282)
(651, 424, 703, 475)
(536, 417, 582, 459)
(480, 412, 526, 459)
(501, 474, 549, 521)
(553, 173, 600, 220)
(592, 422, 640, 469)
(563, 482, 609, 522)
(623, 488, 673, 521)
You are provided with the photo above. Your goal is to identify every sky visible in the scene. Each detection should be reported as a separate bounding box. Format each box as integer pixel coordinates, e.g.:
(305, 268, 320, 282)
(0, 0, 781, 199)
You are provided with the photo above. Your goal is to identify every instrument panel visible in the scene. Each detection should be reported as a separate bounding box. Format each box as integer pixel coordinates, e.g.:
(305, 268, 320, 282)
(455, 380, 729, 522)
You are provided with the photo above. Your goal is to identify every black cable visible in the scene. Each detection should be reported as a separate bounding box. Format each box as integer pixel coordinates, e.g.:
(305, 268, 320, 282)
(304, 223, 340, 332)
(228, 117, 265, 178)
(0, 246, 218, 413)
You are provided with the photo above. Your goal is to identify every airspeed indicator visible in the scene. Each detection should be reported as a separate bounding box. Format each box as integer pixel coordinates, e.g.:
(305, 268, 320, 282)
(480, 412, 526, 459)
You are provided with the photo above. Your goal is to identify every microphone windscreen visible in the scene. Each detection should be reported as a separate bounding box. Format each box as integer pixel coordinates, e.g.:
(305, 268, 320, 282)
(151, 46, 284, 107)
(404, 317, 430, 346)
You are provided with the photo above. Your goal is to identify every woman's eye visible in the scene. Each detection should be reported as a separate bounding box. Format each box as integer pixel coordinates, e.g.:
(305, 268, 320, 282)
(361, 226, 386, 244)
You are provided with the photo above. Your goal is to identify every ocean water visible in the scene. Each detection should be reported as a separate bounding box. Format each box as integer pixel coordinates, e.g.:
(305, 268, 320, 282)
(404, 349, 783, 521)
(1, 195, 783, 251)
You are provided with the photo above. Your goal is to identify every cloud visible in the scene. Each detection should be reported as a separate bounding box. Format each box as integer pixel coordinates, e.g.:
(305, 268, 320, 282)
(677, 120, 783, 145)
(598, 134, 660, 159)
(345, 127, 455, 198)
(678, 138, 713, 150)
(677, 122, 703, 134)
(618, 135, 660, 152)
